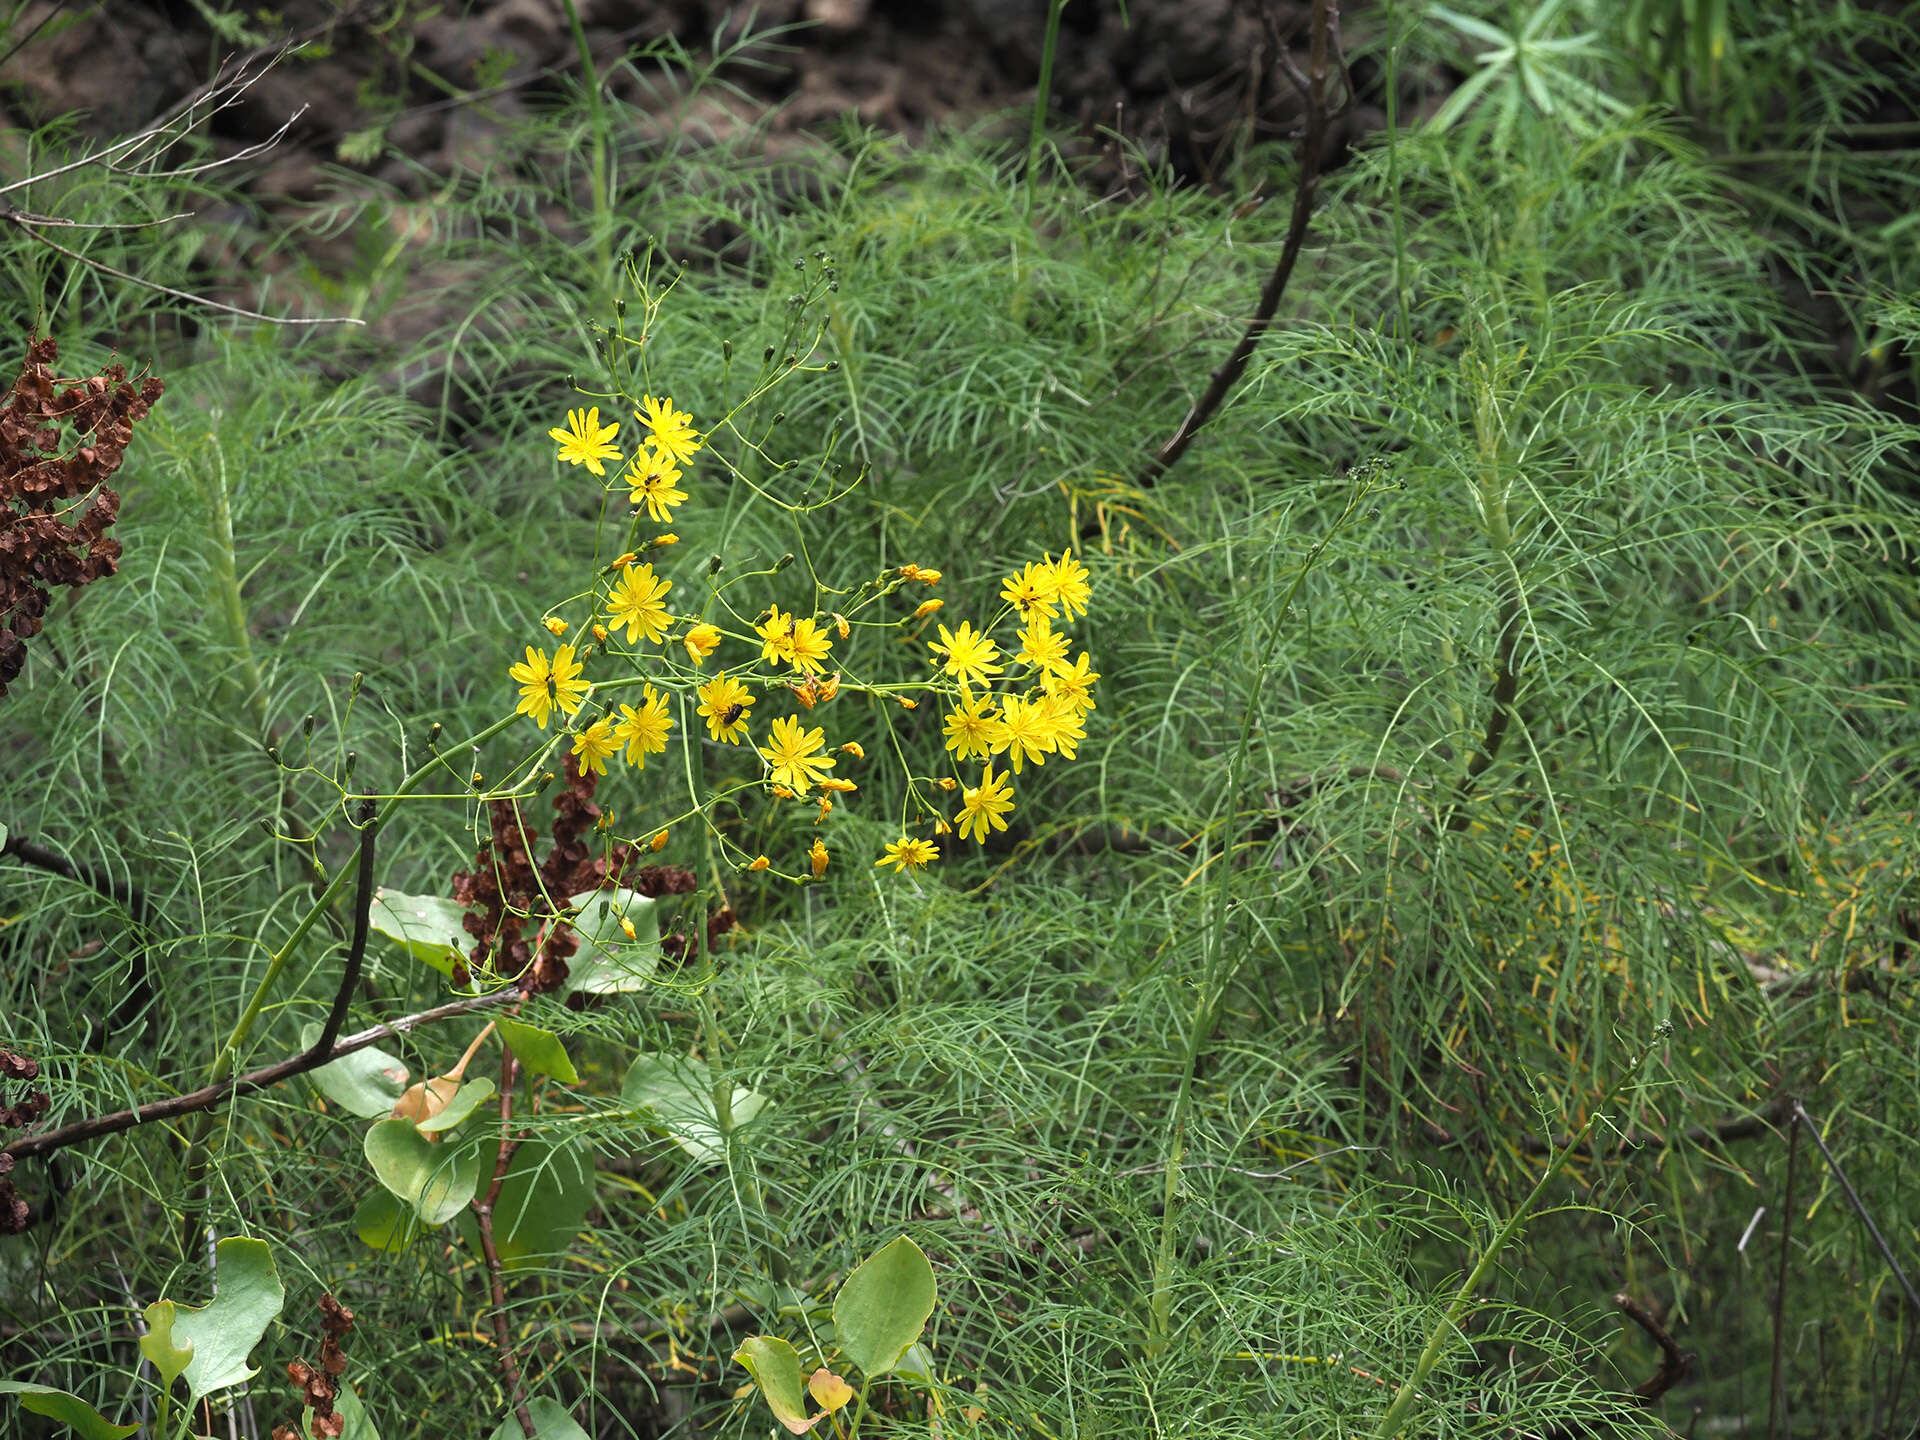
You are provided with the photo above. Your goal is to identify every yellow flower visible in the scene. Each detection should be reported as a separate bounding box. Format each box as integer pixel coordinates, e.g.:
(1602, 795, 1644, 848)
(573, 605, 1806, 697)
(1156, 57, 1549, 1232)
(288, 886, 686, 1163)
(543, 615, 568, 636)
(758, 714, 835, 794)
(818, 673, 841, 703)
(607, 562, 673, 645)
(913, 598, 944, 619)
(1042, 651, 1100, 714)
(1041, 549, 1091, 619)
(938, 776, 957, 791)
(626, 448, 688, 523)
(757, 607, 797, 667)
(637, 395, 702, 466)
(897, 695, 918, 709)
(613, 684, 674, 768)
(509, 643, 590, 730)
(832, 613, 850, 639)
(570, 716, 618, 776)
(682, 623, 722, 664)
(1000, 561, 1057, 620)
(838, 741, 865, 758)
(930, 621, 1003, 690)
(747, 855, 770, 872)
(816, 796, 834, 822)
(876, 836, 939, 873)
(942, 692, 1001, 761)
(787, 617, 833, 675)
(992, 692, 1055, 774)
(1040, 693, 1085, 760)
(809, 837, 830, 877)
(650, 830, 670, 851)
(591, 623, 609, 642)
(550, 406, 621, 475)
(900, 564, 941, 585)
(619, 916, 637, 940)
(958, 765, 1014, 843)
(697, 672, 755, 743)
(820, 777, 858, 793)
(1016, 615, 1070, 674)
(651, 533, 680, 548)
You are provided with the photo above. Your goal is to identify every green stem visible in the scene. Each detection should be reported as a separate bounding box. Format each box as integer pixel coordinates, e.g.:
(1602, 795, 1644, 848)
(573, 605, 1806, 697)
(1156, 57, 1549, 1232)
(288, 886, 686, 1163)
(843, 1376, 874, 1440)
(1370, 1027, 1669, 1440)
(1024, 0, 1069, 212)
(202, 439, 270, 738)
(558, 0, 614, 304)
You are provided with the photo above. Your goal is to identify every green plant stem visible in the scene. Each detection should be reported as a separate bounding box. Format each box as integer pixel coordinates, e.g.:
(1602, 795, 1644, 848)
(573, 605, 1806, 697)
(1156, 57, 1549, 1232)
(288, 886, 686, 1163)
(842, 1376, 873, 1440)
(1024, 0, 1069, 212)
(1370, 1028, 1668, 1440)
(558, 0, 614, 306)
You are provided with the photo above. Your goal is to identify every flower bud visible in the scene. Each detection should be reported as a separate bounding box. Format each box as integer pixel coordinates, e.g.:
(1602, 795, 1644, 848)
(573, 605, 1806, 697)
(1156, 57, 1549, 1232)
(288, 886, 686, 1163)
(650, 829, 670, 851)
(747, 855, 770, 872)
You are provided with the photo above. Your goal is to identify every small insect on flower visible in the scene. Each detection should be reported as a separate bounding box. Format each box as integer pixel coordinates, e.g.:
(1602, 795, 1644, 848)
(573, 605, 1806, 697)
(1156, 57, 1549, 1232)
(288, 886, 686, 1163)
(550, 406, 622, 475)
(637, 395, 703, 466)
(809, 838, 830, 877)
(625, 450, 688, 524)
(697, 672, 755, 743)
(876, 836, 939, 873)
(510, 643, 590, 730)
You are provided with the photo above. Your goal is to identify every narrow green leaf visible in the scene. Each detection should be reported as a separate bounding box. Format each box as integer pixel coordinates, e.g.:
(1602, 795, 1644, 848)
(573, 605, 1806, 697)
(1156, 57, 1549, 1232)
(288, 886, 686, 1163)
(733, 1336, 822, 1435)
(833, 1235, 937, 1379)
(496, 1017, 579, 1084)
(0, 1383, 140, 1440)
(139, 1300, 194, 1389)
(170, 1236, 286, 1404)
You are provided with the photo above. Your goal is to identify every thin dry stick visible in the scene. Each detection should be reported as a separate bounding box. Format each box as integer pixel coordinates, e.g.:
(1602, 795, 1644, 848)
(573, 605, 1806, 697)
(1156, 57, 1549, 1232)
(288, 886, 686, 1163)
(473, 1045, 536, 1438)
(1790, 1099, 1920, 1318)
(1767, 1116, 1800, 1440)
(1135, 0, 1340, 491)
(1615, 1292, 1691, 1403)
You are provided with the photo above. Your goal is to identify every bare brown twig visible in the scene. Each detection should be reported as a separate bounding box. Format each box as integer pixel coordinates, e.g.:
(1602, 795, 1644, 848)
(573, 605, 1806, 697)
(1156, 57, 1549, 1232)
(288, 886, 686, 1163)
(474, 1045, 536, 1438)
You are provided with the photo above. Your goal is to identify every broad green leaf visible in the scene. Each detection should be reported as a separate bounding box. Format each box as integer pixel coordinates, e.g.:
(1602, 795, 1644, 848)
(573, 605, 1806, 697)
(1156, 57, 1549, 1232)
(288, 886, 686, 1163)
(621, 1053, 768, 1164)
(170, 1237, 286, 1404)
(0, 1383, 139, 1440)
(139, 1300, 193, 1389)
(414, 1076, 496, 1133)
(496, 1017, 579, 1084)
(353, 1190, 421, 1253)
(733, 1336, 822, 1435)
(363, 1119, 482, 1225)
(833, 1236, 936, 1379)
(454, 1137, 595, 1269)
(485, 1396, 591, 1440)
(564, 887, 660, 995)
(301, 1023, 409, 1117)
(307, 1381, 379, 1440)
(367, 889, 468, 976)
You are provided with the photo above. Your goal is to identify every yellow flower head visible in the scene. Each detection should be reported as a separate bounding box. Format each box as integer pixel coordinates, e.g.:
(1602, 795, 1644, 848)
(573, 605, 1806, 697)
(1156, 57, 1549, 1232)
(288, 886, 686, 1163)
(747, 855, 770, 872)
(930, 620, 1003, 691)
(809, 837, 830, 877)
(757, 607, 797, 668)
(1041, 549, 1091, 619)
(626, 448, 688, 524)
(697, 672, 755, 743)
(543, 615, 568, 636)
(818, 673, 841, 703)
(550, 406, 621, 475)
(876, 836, 939, 873)
(942, 692, 1002, 761)
(1016, 614, 1070, 674)
(838, 741, 865, 759)
(1040, 693, 1086, 761)
(913, 598, 944, 619)
(650, 829, 670, 851)
(1042, 651, 1100, 714)
(991, 692, 1056, 774)
(637, 395, 702, 466)
(1000, 561, 1058, 621)
(607, 562, 673, 645)
(758, 714, 835, 795)
(613, 684, 674, 768)
(787, 617, 833, 675)
(682, 623, 722, 664)
(900, 564, 941, 585)
(958, 765, 1014, 844)
(509, 643, 590, 730)
(819, 777, 858, 793)
(570, 716, 618, 777)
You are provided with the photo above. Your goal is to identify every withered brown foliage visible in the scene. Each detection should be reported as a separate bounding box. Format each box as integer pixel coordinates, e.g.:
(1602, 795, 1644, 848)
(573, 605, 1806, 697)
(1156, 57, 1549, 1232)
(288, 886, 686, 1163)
(450, 753, 702, 995)
(273, 1292, 355, 1440)
(1, 1049, 49, 1234)
(0, 335, 162, 695)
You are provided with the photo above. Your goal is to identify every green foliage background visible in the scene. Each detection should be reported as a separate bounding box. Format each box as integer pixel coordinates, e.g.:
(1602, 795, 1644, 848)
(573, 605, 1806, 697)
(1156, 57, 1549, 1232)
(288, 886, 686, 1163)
(3, 3, 1918, 1438)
